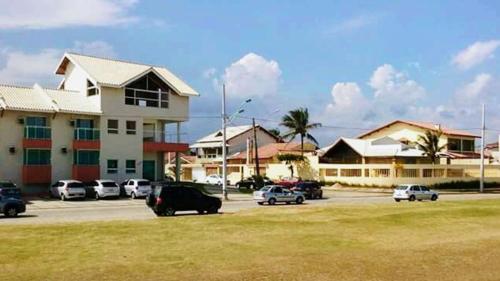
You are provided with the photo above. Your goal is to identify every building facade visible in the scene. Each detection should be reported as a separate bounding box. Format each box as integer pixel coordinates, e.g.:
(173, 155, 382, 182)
(0, 53, 198, 192)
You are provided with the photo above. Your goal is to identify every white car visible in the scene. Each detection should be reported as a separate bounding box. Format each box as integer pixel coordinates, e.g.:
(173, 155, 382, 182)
(393, 184, 439, 202)
(50, 180, 87, 201)
(89, 180, 120, 200)
(253, 185, 305, 205)
(205, 174, 226, 185)
(123, 179, 152, 199)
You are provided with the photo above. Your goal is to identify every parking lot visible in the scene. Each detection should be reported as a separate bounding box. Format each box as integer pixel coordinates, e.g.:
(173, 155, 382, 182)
(2, 189, 500, 225)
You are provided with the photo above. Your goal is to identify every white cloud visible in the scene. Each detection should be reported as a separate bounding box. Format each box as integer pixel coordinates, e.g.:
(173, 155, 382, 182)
(0, 41, 116, 86)
(217, 53, 282, 99)
(0, 0, 138, 29)
(327, 14, 379, 34)
(326, 82, 368, 111)
(369, 64, 426, 102)
(456, 73, 492, 101)
(452, 40, 500, 70)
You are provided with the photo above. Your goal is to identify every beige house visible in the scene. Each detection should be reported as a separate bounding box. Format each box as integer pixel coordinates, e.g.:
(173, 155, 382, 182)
(0, 53, 198, 193)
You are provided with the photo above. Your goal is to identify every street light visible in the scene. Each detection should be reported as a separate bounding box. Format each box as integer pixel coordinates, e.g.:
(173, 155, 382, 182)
(221, 86, 251, 200)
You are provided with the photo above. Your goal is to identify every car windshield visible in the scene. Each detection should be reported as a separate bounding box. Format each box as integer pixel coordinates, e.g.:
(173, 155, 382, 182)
(396, 185, 409, 190)
(259, 187, 270, 192)
(101, 182, 117, 187)
(0, 182, 16, 188)
(1, 188, 20, 197)
(138, 181, 150, 186)
(68, 182, 85, 188)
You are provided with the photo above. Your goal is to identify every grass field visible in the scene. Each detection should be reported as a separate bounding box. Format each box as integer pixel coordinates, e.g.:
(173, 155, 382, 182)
(1, 200, 500, 281)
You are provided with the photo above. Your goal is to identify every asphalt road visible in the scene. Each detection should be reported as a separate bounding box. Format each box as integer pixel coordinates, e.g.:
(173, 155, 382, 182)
(2, 190, 500, 225)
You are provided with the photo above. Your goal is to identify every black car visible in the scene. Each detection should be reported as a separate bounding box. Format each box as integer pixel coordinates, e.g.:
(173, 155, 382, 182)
(235, 176, 273, 189)
(146, 182, 222, 216)
(0, 182, 26, 217)
(291, 181, 323, 199)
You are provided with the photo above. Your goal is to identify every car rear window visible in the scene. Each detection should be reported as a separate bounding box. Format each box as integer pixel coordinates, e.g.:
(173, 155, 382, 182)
(396, 185, 408, 190)
(138, 181, 150, 186)
(1, 188, 20, 197)
(68, 182, 85, 188)
(0, 182, 16, 188)
(101, 182, 117, 187)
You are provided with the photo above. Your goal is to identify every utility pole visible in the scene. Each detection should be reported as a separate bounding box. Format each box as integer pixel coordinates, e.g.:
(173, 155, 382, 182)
(221, 84, 228, 200)
(480, 104, 485, 193)
(252, 118, 260, 176)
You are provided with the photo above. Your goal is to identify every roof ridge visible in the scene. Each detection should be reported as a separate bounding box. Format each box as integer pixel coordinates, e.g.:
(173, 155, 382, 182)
(43, 87, 80, 93)
(66, 52, 165, 69)
(0, 83, 34, 89)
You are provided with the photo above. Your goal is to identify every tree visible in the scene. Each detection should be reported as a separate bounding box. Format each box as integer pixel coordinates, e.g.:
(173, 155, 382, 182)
(268, 128, 283, 142)
(277, 154, 305, 178)
(280, 107, 322, 155)
(417, 130, 446, 164)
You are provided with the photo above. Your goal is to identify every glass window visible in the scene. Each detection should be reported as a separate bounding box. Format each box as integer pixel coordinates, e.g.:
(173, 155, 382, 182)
(126, 121, 136, 135)
(23, 149, 51, 165)
(126, 160, 136, 174)
(26, 116, 47, 127)
(462, 139, 475, 152)
(107, 119, 118, 134)
(447, 138, 461, 151)
(411, 186, 421, 191)
(74, 150, 99, 165)
(107, 160, 118, 174)
(421, 186, 430, 192)
(87, 80, 98, 96)
(124, 73, 170, 109)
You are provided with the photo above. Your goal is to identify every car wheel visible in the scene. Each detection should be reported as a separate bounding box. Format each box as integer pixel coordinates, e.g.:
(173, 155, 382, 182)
(257, 202, 264, 205)
(296, 197, 304, 204)
(431, 195, 438, 201)
(395, 199, 401, 202)
(319, 192, 323, 199)
(268, 198, 276, 205)
(409, 195, 416, 202)
(95, 192, 100, 200)
(197, 209, 205, 215)
(207, 206, 218, 214)
(60, 193, 66, 201)
(131, 192, 136, 199)
(4, 206, 18, 217)
(164, 208, 176, 216)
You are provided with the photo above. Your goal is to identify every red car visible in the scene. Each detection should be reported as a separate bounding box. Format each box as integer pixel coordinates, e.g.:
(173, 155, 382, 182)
(274, 177, 301, 189)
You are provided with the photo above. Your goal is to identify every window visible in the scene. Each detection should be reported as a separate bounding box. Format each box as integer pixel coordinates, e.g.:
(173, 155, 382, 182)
(87, 80, 98, 96)
(25, 116, 50, 139)
(23, 149, 51, 165)
(107, 119, 118, 134)
(462, 139, 475, 152)
(126, 121, 136, 135)
(126, 160, 136, 174)
(74, 150, 99, 165)
(107, 160, 118, 174)
(447, 138, 461, 151)
(124, 73, 170, 108)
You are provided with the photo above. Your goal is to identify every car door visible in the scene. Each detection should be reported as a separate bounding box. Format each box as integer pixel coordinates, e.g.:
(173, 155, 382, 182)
(125, 180, 134, 195)
(273, 186, 284, 201)
(411, 185, 422, 199)
(420, 186, 432, 200)
(282, 189, 294, 201)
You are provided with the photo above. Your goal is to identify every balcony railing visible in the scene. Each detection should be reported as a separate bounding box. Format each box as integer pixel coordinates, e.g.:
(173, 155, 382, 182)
(24, 126, 51, 139)
(74, 128, 100, 140)
(143, 130, 186, 143)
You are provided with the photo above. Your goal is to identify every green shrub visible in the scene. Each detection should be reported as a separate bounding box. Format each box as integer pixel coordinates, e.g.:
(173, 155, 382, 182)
(430, 181, 500, 190)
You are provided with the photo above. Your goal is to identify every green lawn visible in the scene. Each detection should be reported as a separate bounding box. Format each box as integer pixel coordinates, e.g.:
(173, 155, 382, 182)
(2, 200, 500, 281)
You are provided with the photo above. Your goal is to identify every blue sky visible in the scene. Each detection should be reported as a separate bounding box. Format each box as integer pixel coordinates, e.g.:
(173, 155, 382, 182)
(0, 0, 499, 146)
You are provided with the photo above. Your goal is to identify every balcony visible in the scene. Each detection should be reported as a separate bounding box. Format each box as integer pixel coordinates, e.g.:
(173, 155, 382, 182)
(73, 128, 100, 150)
(23, 126, 52, 148)
(143, 130, 188, 152)
(72, 165, 100, 182)
(22, 165, 51, 184)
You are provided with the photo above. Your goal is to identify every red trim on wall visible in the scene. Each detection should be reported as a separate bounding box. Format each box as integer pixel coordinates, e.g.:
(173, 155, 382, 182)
(143, 142, 188, 152)
(73, 140, 100, 150)
(22, 165, 51, 184)
(72, 165, 100, 182)
(22, 139, 52, 149)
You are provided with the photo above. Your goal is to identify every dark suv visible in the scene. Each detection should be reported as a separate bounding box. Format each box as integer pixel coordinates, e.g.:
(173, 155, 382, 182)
(291, 181, 323, 199)
(146, 182, 222, 216)
(0, 181, 26, 217)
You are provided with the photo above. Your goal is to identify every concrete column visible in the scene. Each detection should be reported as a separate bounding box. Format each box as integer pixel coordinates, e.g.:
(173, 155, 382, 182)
(175, 122, 181, 182)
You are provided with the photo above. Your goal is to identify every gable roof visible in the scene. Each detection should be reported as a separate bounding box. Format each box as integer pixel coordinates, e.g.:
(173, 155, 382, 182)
(190, 124, 278, 148)
(0, 84, 101, 115)
(229, 142, 314, 160)
(56, 53, 199, 97)
(358, 120, 480, 139)
(321, 137, 425, 158)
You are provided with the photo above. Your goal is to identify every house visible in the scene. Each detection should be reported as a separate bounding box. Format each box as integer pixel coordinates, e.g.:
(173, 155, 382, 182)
(0, 53, 198, 193)
(190, 124, 278, 163)
(485, 139, 500, 163)
(228, 142, 317, 165)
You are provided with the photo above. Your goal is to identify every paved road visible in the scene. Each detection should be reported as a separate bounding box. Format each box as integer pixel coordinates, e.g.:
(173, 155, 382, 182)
(1, 190, 500, 225)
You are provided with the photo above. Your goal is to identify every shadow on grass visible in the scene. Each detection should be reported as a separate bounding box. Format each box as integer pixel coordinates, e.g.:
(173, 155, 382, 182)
(0, 214, 38, 220)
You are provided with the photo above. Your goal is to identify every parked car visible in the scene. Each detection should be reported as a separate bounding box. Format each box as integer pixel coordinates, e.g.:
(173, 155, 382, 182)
(50, 180, 87, 200)
(253, 185, 305, 205)
(205, 174, 230, 186)
(393, 184, 439, 202)
(123, 179, 152, 199)
(89, 180, 120, 200)
(146, 182, 222, 216)
(235, 176, 273, 189)
(291, 181, 323, 199)
(275, 177, 302, 189)
(0, 185, 26, 217)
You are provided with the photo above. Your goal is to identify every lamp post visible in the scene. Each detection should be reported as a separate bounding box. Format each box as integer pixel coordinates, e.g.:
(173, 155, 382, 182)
(221, 84, 251, 200)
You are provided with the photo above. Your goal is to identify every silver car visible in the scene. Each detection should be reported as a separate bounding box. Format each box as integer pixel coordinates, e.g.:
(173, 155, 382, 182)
(393, 184, 439, 202)
(50, 180, 87, 200)
(253, 185, 305, 205)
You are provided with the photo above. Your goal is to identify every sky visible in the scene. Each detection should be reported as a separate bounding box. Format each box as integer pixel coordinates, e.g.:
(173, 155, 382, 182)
(0, 0, 499, 147)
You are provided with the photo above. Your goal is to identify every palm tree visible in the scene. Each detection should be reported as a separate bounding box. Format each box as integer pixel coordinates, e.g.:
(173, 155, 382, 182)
(417, 129, 446, 164)
(280, 107, 322, 155)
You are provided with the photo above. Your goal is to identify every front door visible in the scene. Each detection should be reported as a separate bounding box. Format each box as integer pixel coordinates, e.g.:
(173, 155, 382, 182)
(143, 160, 156, 181)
